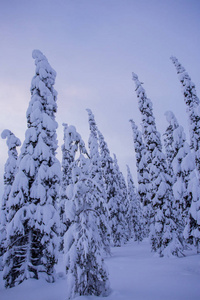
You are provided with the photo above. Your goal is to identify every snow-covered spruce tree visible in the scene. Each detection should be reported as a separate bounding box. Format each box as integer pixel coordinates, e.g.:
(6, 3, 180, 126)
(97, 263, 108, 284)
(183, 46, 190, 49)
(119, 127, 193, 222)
(132, 73, 183, 257)
(164, 111, 196, 234)
(171, 57, 200, 251)
(116, 157, 130, 242)
(126, 165, 143, 241)
(97, 130, 124, 245)
(163, 112, 179, 181)
(64, 153, 110, 299)
(60, 123, 88, 250)
(86, 109, 110, 255)
(110, 154, 129, 246)
(97, 129, 114, 204)
(98, 128, 130, 246)
(129, 119, 151, 237)
(0, 130, 21, 270)
(170, 57, 200, 179)
(3, 50, 61, 288)
(98, 130, 114, 199)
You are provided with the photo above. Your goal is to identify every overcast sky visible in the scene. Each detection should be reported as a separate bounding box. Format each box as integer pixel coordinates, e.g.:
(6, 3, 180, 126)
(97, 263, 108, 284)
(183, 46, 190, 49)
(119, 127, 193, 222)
(0, 0, 200, 195)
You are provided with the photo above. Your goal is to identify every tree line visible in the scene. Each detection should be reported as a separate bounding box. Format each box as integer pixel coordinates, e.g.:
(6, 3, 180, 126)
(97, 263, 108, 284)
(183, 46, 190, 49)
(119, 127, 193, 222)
(0, 50, 199, 298)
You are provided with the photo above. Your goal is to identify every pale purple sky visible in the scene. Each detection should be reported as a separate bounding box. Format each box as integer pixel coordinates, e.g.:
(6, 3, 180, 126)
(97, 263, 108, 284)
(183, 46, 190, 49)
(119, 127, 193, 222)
(0, 0, 200, 194)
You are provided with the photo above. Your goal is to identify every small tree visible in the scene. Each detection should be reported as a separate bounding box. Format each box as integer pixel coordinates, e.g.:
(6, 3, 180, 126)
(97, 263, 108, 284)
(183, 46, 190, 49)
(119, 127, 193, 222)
(0, 130, 21, 270)
(109, 154, 129, 246)
(163, 111, 179, 181)
(126, 165, 143, 241)
(97, 129, 114, 207)
(64, 153, 110, 299)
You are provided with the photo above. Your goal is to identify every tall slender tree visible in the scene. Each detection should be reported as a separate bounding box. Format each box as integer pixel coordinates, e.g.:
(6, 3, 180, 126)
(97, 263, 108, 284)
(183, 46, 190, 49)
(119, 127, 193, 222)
(60, 123, 88, 250)
(170, 57, 200, 179)
(164, 112, 195, 219)
(129, 119, 150, 236)
(170, 57, 200, 251)
(164, 111, 197, 246)
(86, 109, 110, 255)
(3, 50, 61, 288)
(97, 130, 124, 244)
(132, 73, 183, 257)
(98, 128, 130, 246)
(0, 130, 21, 270)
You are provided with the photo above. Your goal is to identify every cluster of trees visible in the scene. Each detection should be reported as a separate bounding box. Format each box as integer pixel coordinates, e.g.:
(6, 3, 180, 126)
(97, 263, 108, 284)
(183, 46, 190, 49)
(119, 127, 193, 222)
(0, 50, 141, 298)
(130, 57, 200, 257)
(0, 50, 199, 298)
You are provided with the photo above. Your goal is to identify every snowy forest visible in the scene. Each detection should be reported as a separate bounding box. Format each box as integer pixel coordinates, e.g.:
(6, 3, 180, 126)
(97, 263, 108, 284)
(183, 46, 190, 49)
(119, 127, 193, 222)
(0, 50, 200, 299)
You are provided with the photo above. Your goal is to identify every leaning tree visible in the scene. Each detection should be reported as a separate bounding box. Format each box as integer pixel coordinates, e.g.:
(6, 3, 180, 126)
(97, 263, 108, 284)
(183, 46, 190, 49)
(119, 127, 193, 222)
(132, 73, 183, 257)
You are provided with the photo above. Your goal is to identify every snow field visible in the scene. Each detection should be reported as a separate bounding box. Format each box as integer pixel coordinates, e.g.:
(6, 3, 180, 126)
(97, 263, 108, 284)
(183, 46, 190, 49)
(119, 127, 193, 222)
(0, 238, 199, 300)
(108, 239, 200, 300)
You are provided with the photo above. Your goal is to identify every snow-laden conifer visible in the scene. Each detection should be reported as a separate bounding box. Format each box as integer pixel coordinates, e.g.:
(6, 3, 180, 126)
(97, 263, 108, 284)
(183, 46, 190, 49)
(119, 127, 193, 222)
(126, 165, 143, 241)
(98, 128, 130, 246)
(0, 130, 21, 270)
(163, 111, 179, 181)
(132, 73, 183, 257)
(129, 119, 151, 237)
(64, 151, 110, 299)
(109, 154, 129, 246)
(170, 57, 200, 178)
(97, 129, 113, 196)
(116, 158, 129, 242)
(98, 130, 124, 244)
(86, 109, 110, 255)
(164, 111, 196, 237)
(3, 50, 61, 288)
(171, 57, 200, 252)
(60, 123, 88, 250)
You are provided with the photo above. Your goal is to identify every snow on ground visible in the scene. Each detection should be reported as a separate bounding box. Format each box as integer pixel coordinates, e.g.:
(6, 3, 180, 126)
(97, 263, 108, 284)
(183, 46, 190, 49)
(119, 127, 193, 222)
(0, 238, 199, 300)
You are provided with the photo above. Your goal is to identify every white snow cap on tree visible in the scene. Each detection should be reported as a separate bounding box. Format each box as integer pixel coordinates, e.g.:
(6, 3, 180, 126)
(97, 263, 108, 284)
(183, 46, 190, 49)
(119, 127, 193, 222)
(1, 130, 21, 148)
(164, 111, 178, 127)
(32, 49, 56, 81)
(63, 123, 88, 156)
